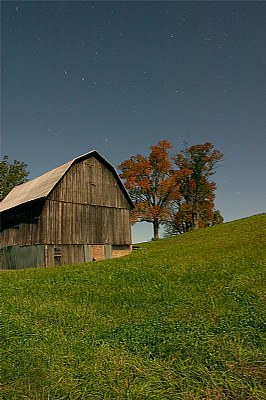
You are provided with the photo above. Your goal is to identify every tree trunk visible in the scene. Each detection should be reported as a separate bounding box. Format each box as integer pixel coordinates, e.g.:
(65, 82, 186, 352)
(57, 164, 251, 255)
(192, 211, 200, 230)
(153, 220, 160, 240)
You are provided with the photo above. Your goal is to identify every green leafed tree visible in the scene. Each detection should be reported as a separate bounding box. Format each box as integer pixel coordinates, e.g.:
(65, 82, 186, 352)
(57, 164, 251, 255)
(0, 155, 29, 201)
(169, 142, 224, 232)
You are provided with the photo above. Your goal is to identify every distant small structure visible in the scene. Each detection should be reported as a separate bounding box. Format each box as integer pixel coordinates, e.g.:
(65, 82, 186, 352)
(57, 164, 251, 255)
(0, 151, 134, 269)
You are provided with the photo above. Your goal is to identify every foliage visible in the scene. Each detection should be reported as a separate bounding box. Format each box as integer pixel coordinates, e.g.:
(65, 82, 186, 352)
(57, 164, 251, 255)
(169, 142, 224, 233)
(1, 214, 265, 399)
(0, 155, 29, 201)
(212, 209, 224, 225)
(118, 140, 190, 240)
(119, 141, 223, 239)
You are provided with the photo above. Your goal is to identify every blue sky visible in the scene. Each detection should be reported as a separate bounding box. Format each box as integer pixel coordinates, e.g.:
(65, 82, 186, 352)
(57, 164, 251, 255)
(1, 1, 265, 243)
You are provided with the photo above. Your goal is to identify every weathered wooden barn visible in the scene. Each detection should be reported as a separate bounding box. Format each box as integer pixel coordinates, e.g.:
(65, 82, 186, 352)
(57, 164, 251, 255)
(0, 151, 134, 269)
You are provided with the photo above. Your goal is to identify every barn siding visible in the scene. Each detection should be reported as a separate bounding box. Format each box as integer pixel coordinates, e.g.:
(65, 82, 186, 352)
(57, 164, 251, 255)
(0, 200, 45, 248)
(39, 201, 131, 245)
(49, 158, 129, 209)
(46, 245, 91, 266)
(0, 245, 45, 269)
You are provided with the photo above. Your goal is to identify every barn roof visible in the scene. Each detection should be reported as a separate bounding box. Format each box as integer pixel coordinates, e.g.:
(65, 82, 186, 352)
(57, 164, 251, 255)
(0, 151, 134, 212)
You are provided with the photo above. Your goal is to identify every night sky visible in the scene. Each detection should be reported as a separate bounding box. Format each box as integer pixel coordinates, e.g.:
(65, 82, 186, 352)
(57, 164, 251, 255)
(1, 1, 266, 242)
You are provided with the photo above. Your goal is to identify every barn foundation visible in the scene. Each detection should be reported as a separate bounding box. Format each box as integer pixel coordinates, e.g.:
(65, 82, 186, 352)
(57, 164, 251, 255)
(0, 244, 132, 269)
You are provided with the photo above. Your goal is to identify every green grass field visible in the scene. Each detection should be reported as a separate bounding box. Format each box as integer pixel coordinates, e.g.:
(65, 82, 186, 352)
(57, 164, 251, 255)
(1, 214, 265, 399)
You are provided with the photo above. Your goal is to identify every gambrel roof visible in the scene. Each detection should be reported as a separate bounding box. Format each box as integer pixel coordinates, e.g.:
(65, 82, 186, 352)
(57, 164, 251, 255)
(0, 151, 134, 212)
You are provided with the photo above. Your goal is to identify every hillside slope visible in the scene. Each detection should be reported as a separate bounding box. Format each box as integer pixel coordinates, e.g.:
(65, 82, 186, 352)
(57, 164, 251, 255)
(1, 214, 265, 399)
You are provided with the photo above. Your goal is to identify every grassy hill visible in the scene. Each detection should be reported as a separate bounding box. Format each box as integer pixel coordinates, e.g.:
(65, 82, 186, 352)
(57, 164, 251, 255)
(1, 214, 265, 399)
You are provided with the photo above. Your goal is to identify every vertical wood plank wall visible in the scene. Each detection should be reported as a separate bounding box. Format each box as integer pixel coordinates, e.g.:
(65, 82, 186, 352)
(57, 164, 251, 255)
(43, 157, 132, 245)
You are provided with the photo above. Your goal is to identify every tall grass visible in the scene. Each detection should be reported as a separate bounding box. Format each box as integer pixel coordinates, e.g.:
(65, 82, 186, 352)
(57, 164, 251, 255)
(1, 214, 265, 399)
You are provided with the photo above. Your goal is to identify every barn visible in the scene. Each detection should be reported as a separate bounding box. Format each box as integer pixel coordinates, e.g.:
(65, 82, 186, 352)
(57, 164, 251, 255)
(0, 151, 134, 269)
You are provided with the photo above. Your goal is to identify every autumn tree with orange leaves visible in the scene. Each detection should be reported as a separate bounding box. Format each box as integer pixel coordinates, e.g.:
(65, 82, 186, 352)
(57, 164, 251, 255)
(118, 140, 190, 240)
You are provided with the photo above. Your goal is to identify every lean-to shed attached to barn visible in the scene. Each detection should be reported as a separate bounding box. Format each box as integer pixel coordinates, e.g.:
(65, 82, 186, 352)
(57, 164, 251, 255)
(0, 151, 134, 269)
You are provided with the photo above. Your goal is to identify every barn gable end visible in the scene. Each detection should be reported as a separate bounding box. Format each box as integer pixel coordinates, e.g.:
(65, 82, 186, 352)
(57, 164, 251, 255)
(0, 151, 133, 269)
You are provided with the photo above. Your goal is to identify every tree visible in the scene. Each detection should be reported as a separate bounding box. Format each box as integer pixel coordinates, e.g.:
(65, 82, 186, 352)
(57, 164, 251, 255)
(212, 209, 224, 225)
(171, 142, 223, 231)
(0, 155, 29, 201)
(118, 140, 189, 240)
